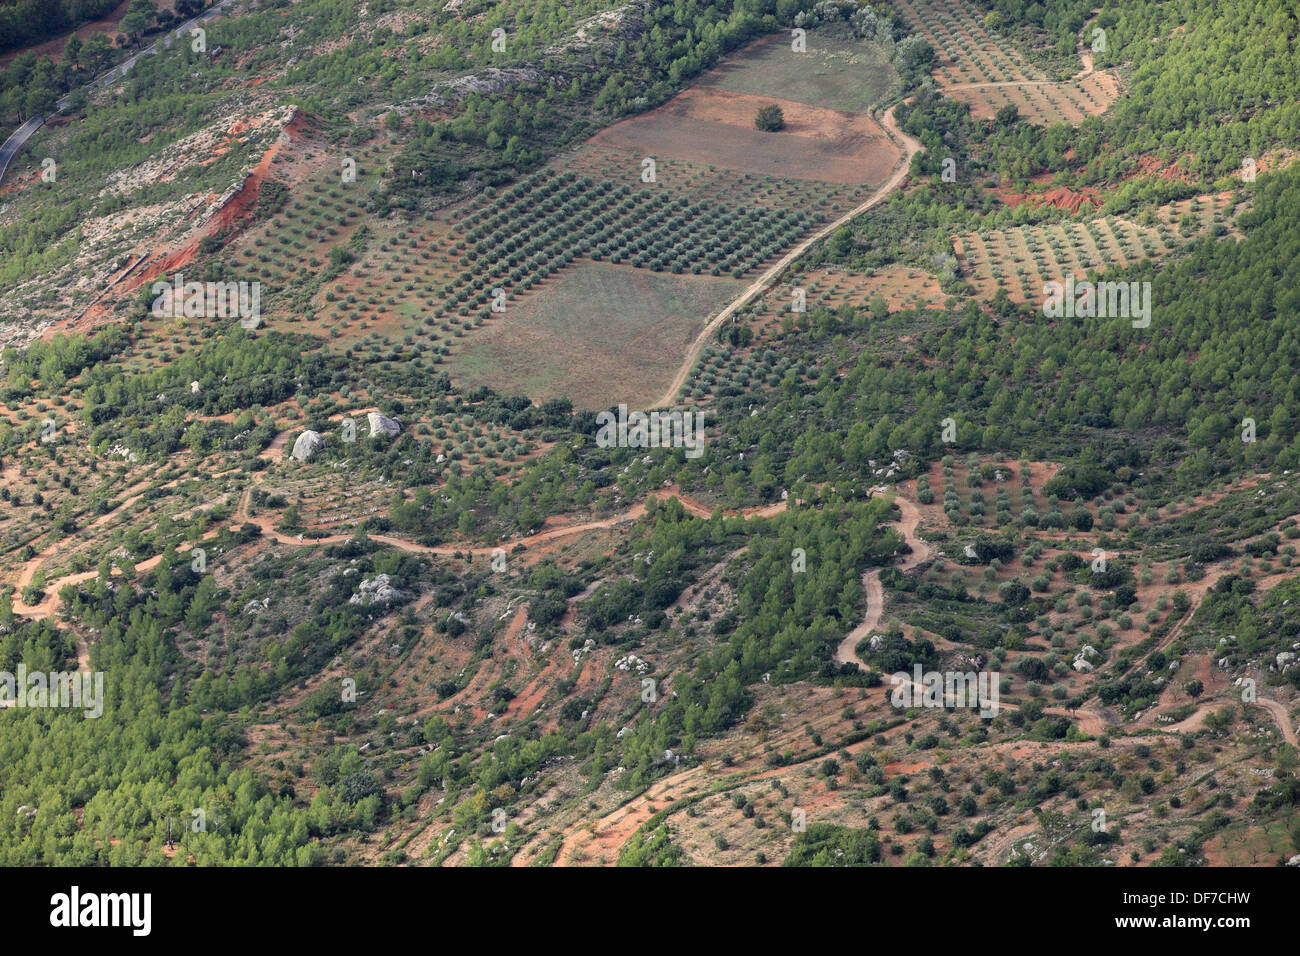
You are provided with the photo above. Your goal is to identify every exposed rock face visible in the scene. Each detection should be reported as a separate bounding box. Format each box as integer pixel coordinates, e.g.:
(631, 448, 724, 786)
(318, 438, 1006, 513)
(292, 430, 324, 461)
(614, 654, 651, 674)
(418, 68, 549, 108)
(367, 412, 401, 437)
(1073, 644, 1100, 672)
(349, 573, 403, 606)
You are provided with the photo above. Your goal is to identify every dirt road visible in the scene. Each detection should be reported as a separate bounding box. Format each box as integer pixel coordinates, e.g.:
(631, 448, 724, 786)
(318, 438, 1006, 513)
(11, 466, 787, 623)
(1255, 696, 1299, 747)
(834, 491, 931, 669)
(649, 103, 923, 410)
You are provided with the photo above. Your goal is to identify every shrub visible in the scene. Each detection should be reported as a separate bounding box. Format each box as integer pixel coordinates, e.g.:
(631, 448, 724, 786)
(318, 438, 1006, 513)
(754, 104, 785, 132)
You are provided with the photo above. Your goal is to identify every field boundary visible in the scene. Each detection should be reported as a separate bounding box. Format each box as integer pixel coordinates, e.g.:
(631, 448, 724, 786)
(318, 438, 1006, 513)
(650, 102, 923, 410)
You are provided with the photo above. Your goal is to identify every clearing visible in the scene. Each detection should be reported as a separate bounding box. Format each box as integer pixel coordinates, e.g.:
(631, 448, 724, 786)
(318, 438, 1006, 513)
(592, 86, 899, 186)
(448, 259, 745, 410)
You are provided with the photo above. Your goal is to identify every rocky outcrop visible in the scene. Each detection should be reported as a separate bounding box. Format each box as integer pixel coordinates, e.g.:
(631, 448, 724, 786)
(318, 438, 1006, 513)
(349, 573, 404, 606)
(292, 430, 324, 461)
(367, 412, 401, 438)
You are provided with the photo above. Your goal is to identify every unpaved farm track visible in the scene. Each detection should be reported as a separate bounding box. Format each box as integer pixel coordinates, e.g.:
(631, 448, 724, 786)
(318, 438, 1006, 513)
(649, 103, 922, 410)
(9, 447, 789, 623)
(1255, 696, 1299, 747)
(835, 491, 932, 669)
(649, 30, 1107, 413)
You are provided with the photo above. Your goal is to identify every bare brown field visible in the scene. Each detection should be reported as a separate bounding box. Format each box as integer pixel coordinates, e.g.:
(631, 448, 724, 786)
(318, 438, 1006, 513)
(447, 259, 745, 410)
(590, 87, 900, 186)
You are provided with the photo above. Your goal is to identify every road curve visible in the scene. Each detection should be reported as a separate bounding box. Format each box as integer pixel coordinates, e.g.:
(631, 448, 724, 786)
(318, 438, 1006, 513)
(0, 116, 45, 185)
(649, 102, 923, 410)
(834, 491, 932, 669)
(10, 447, 790, 622)
(0, 0, 240, 185)
(1255, 696, 1299, 747)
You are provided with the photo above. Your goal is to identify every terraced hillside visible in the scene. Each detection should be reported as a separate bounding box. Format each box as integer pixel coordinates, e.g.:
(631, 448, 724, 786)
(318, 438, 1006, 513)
(0, 0, 1297, 882)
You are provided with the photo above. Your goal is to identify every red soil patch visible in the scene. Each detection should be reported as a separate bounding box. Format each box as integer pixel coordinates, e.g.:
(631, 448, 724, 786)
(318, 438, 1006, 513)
(883, 760, 927, 777)
(1037, 186, 1100, 214)
(1125, 153, 1196, 184)
(0, 169, 40, 197)
(53, 108, 310, 337)
(992, 184, 1100, 214)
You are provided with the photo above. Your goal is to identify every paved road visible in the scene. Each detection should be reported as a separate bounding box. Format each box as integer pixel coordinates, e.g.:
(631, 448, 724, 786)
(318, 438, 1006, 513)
(0, 0, 239, 185)
(0, 115, 44, 185)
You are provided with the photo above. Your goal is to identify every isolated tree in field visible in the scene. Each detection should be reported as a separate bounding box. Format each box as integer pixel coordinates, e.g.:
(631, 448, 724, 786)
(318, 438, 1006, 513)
(995, 105, 1020, 127)
(279, 504, 302, 531)
(754, 104, 784, 132)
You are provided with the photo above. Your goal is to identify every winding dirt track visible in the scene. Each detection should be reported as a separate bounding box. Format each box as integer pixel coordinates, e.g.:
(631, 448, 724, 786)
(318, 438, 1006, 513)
(233, 481, 787, 556)
(1073, 562, 1299, 745)
(1142, 696, 1296, 747)
(834, 492, 932, 669)
(1255, 697, 1299, 747)
(933, 29, 1099, 94)
(8, 76, 923, 638)
(540, 491, 927, 865)
(822, 491, 1298, 746)
(647, 28, 1107, 415)
(9, 458, 788, 623)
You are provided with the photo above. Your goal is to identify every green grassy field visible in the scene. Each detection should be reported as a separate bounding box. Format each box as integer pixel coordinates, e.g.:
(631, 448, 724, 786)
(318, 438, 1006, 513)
(700, 30, 896, 113)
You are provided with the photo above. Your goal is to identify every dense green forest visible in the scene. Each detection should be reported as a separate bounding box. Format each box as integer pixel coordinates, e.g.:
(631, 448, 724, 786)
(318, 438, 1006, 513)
(0, 487, 904, 860)
(0, 0, 120, 54)
(0, 0, 215, 119)
(974, 0, 1300, 183)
